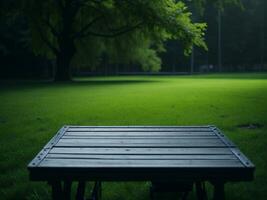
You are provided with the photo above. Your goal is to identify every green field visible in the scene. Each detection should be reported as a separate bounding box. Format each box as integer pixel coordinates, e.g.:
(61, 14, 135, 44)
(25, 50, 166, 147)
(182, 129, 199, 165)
(0, 73, 267, 200)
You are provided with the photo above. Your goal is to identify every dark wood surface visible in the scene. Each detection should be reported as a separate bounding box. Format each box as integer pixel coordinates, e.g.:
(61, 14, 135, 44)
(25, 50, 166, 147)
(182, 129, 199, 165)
(28, 126, 254, 181)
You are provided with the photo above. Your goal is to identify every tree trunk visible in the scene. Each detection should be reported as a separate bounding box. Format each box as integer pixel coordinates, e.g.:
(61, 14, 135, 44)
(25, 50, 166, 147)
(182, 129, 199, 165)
(54, 0, 78, 81)
(54, 38, 76, 81)
(55, 53, 72, 81)
(218, 9, 222, 72)
(190, 46, 194, 74)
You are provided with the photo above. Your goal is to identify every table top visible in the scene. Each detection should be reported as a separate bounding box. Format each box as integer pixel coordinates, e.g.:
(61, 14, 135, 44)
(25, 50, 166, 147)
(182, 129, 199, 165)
(28, 126, 254, 182)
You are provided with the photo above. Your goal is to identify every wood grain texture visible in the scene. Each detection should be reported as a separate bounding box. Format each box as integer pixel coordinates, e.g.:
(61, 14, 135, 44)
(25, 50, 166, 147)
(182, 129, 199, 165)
(28, 126, 255, 182)
(49, 147, 233, 155)
(39, 158, 243, 168)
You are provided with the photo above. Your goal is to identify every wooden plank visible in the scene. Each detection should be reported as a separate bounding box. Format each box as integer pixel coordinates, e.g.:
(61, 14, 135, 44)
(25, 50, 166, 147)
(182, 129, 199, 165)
(28, 126, 255, 183)
(58, 138, 221, 143)
(55, 138, 226, 147)
(39, 158, 244, 168)
(49, 147, 233, 155)
(65, 131, 215, 136)
(65, 132, 217, 137)
(55, 143, 226, 148)
(46, 154, 237, 160)
(28, 126, 68, 168)
(62, 136, 218, 140)
(230, 148, 255, 168)
(68, 126, 211, 128)
(212, 127, 236, 147)
(67, 127, 212, 132)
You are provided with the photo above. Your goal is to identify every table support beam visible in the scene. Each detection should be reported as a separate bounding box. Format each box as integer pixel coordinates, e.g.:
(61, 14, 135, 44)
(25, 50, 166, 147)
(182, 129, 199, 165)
(49, 181, 63, 200)
(63, 180, 72, 200)
(195, 181, 207, 200)
(92, 181, 102, 200)
(76, 181, 86, 200)
(212, 181, 225, 200)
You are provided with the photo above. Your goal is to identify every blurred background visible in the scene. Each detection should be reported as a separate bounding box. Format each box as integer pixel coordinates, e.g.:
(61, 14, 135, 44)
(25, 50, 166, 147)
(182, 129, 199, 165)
(0, 0, 266, 79)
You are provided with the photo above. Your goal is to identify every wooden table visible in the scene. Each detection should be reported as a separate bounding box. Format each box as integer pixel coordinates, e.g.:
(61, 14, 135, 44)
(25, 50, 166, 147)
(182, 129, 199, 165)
(28, 126, 254, 200)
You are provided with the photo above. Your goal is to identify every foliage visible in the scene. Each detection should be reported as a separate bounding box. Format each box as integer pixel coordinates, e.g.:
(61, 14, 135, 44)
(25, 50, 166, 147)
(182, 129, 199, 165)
(190, 0, 243, 14)
(160, 0, 266, 72)
(19, 0, 207, 74)
(1, 0, 259, 77)
(0, 1, 31, 56)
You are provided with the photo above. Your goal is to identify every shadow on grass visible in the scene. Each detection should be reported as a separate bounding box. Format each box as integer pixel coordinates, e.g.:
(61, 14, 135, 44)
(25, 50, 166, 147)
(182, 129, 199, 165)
(72, 79, 160, 85)
(187, 73, 267, 80)
(0, 79, 160, 92)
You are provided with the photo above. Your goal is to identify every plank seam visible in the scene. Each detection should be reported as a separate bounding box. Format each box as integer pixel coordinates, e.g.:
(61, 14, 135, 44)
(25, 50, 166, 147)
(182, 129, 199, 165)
(210, 126, 236, 147)
(230, 148, 255, 168)
(211, 126, 254, 168)
(28, 126, 69, 168)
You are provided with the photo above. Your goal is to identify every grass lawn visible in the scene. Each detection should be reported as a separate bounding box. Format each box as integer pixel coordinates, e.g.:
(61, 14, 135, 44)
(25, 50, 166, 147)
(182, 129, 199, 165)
(0, 73, 267, 200)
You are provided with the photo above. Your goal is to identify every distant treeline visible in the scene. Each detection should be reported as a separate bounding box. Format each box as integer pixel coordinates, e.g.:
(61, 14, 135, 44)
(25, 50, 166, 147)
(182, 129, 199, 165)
(0, 0, 266, 79)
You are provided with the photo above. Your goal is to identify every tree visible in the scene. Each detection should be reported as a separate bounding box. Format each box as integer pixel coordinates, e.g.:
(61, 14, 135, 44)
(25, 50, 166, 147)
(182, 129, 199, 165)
(19, 0, 207, 81)
(187, 0, 242, 72)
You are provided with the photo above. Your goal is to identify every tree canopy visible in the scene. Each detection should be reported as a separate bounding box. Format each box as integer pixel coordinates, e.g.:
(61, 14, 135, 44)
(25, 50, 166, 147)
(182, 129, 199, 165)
(13, 0, 206, 80)
(1, 0, 245, 80)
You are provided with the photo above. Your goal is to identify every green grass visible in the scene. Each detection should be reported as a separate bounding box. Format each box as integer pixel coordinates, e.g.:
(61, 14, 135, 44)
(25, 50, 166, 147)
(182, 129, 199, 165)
(0, 73, 267, 200)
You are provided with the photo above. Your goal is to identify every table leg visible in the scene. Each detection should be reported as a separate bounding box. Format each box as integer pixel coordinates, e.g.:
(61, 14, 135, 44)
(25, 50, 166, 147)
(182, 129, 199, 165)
(181, 191, 189, 200)
(63, 180, 72, 200)
(49, 181, 63, 200)
(195, 181, 207, 200)
(92, 181, 102, 200)
(76, 181, 86, 200)
(150, 185, 154, 200)
(212, 182, 225, 200)
(98, 181, 102, 200)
